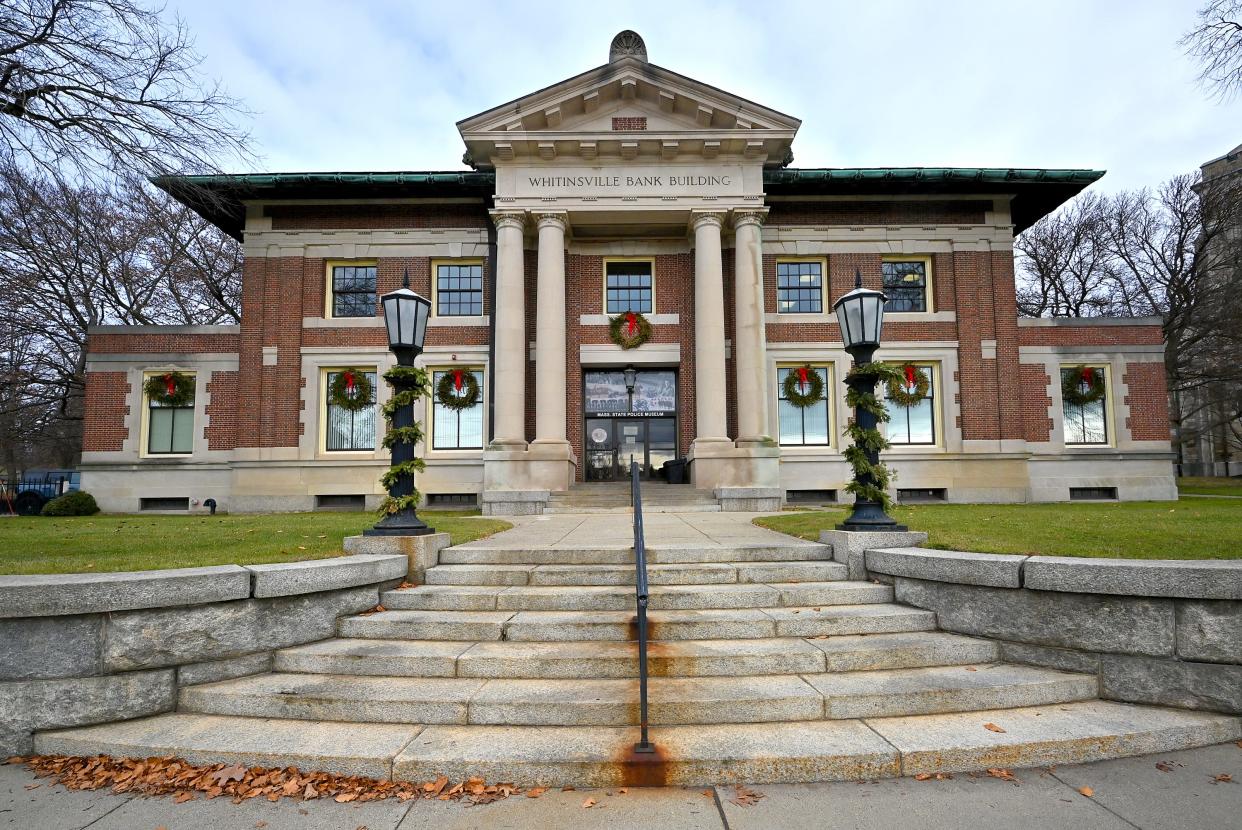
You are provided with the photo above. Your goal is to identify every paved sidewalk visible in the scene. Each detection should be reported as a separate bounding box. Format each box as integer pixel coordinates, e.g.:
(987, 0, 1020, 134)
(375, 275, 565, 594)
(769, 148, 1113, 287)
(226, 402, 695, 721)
(461, 511, 794, 549)
(3, 743, 1237, 829)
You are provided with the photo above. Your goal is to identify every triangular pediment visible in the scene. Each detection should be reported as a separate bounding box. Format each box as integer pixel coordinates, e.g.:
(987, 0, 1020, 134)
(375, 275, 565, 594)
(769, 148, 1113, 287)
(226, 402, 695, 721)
(458, 37, 799, 168)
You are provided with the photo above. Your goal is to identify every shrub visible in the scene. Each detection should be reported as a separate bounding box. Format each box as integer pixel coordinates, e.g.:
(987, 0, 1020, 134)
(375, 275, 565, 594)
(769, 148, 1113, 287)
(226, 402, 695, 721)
(41, 491, 100, 517)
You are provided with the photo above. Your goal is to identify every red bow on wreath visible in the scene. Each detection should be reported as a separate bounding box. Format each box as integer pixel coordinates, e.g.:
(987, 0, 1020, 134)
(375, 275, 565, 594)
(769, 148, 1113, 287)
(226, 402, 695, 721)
(163, 373, 175, 397)
(797, 366, 810, 392)
(1081, 366, 1095, 387)
(453, 369, 464, 392)
(343, 370, 356, 397)
(626, 311, 637, 337)
(905, 364, 917, 390)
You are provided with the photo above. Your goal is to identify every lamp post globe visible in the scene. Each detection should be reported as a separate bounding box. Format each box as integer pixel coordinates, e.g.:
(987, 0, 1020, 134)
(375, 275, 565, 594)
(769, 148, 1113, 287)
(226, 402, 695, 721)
(833, 270, 906, 532)
(366, 270, 434, 537)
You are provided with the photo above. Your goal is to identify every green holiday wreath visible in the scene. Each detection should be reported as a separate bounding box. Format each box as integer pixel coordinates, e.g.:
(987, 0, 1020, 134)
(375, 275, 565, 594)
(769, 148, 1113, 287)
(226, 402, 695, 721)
(435, 369, 480, 411)
(143, 371, 195, 407)
(327, 368, 373, 412)
(1062, 365, 1106, 406)
(609, 310, 652, 349)
(885, 363, 931, 407)
(782, 365, 824, 408)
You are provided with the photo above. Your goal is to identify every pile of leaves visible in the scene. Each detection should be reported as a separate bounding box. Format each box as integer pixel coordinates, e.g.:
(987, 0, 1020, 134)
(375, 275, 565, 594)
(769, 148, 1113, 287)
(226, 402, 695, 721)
(7, 755, 527, 807)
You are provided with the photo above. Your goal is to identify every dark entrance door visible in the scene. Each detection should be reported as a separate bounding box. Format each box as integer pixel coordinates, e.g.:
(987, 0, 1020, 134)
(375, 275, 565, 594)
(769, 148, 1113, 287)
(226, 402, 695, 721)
(583, 369, 678, 482)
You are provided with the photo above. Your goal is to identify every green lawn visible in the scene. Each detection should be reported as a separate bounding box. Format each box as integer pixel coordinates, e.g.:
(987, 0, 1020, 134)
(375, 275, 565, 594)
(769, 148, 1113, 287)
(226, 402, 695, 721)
(1178, 476, 1242, 497)
(755, 498, 1242, 559)
(0, 511, 512, 575)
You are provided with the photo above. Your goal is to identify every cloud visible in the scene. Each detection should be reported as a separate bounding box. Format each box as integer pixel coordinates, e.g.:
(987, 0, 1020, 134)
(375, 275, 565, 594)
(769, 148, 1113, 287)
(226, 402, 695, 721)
(172, 0, 1241, 191)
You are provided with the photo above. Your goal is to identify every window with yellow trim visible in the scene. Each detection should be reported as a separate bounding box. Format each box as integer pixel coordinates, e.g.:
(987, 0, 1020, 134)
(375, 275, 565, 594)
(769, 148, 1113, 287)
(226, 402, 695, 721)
(431, 368, 485, 450)
(605, 261, 653, 313)
(882, 257, 931, 313)
(776, 365, 831, 445)
(325, 369, 377, 451)
(776, 261, 824, 313)
(887, 362, 937, 445)
(146, 374, 195, 455)
(1061, 365, 1109, 445)
(329, 263, 377, 318)
(435, 261, 484, 316)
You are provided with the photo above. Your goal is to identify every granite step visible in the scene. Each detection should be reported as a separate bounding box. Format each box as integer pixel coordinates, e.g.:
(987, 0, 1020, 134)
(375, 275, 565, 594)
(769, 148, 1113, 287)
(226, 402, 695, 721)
(36, 703, 1242, 786)
(380, 581, 893, 612)
(424, 560, 848, 587)
(275, 631, 998, 679)
(438, 543, 834, 566)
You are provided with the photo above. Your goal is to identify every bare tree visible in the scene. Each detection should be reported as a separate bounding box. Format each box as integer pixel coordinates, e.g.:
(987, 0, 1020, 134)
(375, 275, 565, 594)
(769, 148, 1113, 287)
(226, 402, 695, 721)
(1014, 192, 1115, 317)
(1182, 0, 1242, 100)
(0, 0, 252, 180)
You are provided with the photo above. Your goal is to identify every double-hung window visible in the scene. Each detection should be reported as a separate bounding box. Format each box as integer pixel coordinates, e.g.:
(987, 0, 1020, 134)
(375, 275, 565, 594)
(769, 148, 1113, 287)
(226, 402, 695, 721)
(325, 370, 377, 451)
(146, 375, 195, 455)
(330, 263, 377, 318)
(776, 365, 831, 446)
(435, 261, 484, 316)
(432, 369, 485, 450)
(887, 363, 937, 445)
(776, 261, 824, 313)
(605, 261, 653, 314)
(882, 257, 931, 313)
(1061, 366, 1109, 445)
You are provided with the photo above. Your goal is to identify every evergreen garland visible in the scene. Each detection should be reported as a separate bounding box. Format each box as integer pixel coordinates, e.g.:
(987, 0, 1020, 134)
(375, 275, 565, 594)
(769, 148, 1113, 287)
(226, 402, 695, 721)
(842, 363, 904, 511)
(376, 365, 430, 517)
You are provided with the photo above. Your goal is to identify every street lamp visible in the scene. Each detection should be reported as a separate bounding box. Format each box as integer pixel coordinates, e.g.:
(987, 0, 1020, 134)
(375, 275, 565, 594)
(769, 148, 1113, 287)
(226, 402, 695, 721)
(366, 270, 434, 537)
(623, 365, 638, 395)
(833, 269, 907, 532)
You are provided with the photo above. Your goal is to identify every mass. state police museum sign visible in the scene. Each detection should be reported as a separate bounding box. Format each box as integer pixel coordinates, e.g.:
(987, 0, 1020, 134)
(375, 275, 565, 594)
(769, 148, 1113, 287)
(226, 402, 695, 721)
(512, 164, 746, 198)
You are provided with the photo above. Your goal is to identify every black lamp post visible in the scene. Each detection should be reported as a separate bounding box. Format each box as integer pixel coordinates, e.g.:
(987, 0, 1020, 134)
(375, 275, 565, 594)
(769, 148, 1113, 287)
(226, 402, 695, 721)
(833, 270, 907, 532)
(365, 271, 434, 537)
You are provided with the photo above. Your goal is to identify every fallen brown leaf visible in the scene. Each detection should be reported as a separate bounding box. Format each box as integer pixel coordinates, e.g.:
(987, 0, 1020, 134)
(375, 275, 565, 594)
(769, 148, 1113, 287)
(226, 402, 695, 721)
(986, 768, 1017, 782)
(618, 787, 629, 794)
(210, 764, 247, 786)
(729, 784, 765, 807)
(173, 791, 195, 804)
(914, 773, 932, 781)
(526, 787, 547, 798)
(964, 667, 978, 672)
(582, 797, 597, 808)
(1213, 774, 1233, 784)
(335, 792, 358, 803)
(5, 757, 24, 765)
(1078, 786, 1094, 797)
(983, 723, 1006, 733)
(1155, 761, 1174, 772)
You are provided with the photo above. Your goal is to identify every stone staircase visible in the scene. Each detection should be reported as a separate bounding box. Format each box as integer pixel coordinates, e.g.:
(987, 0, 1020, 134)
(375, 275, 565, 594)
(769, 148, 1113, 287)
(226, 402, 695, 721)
(545, 481, 721, 513)
(34, 534, 1240, 786)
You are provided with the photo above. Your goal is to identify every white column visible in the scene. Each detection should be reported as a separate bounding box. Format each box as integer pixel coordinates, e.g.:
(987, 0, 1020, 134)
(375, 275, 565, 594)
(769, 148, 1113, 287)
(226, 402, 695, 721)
(490, 211, 527, 447)
(692, 211, 730, 444)
(733, 209, 771, 445)
(533, 212, 568, 445)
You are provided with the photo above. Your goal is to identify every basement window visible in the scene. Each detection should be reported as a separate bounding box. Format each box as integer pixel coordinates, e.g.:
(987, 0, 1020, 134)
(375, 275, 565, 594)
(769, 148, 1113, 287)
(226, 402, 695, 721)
(1069, 487, 1118, 501)
(315, 494, 365, 511)
(786, 489, 837, 504)
(898, 488, 947, 503)
(140, 497, 190, 512)
(427, 493, 478, 509)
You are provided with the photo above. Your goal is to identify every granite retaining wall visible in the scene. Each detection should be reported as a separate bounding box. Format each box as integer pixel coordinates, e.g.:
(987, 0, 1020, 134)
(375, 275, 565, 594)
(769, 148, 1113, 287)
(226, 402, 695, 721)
(0, 554, 407, 755)
(859, 545, 1242, 715)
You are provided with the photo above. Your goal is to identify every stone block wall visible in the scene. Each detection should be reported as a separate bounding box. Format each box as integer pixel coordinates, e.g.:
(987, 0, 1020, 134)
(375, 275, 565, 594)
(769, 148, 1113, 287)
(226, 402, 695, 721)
(863, 547, 1242, 715)
(0, 554, 406, 755)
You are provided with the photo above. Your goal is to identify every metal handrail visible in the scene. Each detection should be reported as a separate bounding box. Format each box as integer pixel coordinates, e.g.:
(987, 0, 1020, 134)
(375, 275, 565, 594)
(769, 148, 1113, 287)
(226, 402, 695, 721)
(630, 457, 654, 753)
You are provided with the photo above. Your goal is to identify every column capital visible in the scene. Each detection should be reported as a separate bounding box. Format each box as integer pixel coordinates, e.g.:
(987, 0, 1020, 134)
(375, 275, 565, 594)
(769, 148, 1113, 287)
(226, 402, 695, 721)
(690, 210, 728, 232)
(732, 208, 769, 229)
(490, 210, 527, 232)
(534, 211, 569, 232)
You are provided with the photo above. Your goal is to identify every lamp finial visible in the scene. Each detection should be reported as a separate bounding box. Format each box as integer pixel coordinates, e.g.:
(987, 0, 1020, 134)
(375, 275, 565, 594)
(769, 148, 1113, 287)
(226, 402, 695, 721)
(402, 268, 410, 289)
(854, 268, 862, 289)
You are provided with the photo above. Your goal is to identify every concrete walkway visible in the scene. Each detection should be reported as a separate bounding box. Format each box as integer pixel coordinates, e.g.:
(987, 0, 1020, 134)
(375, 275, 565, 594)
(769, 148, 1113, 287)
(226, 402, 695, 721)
(3, 743, 1238, 829)
(462, 511, 793, 549)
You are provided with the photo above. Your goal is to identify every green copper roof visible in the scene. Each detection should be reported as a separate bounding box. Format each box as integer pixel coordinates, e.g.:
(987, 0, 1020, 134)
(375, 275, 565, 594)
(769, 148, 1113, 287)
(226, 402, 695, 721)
(153, 167, 1104, 240)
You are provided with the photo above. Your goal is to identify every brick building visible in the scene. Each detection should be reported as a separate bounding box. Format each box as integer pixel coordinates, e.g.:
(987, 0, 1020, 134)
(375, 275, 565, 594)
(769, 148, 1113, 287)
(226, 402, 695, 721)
(80, 31, 1176, 514)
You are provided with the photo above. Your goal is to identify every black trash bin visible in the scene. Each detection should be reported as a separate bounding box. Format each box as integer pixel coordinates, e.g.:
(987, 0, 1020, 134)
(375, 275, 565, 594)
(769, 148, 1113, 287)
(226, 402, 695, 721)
(662, 458, 687, 485)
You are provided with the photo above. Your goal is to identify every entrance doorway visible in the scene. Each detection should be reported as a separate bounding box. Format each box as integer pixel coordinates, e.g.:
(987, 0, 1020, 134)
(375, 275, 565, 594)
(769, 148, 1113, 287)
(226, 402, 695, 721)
(583, 369, 678, 481)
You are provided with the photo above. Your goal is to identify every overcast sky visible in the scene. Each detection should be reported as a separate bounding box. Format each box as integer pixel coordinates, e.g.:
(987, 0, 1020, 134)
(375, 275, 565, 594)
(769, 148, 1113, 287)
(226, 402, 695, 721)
(172, 0, 1240, 193)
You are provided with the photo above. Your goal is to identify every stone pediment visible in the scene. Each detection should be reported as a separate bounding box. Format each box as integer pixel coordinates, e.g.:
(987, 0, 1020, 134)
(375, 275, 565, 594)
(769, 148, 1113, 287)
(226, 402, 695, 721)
(458, 31, 799, 168)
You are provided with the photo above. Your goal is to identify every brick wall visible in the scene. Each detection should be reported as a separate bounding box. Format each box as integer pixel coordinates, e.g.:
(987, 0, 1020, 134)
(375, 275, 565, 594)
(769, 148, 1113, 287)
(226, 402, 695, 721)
(1018, 324, 1164, 346)
(1019, 364, 1053, 442)
(267, 203, 487, 230)
(87, 332, 240, 354)
(204, 371, 240, 450)
(1124, 362, 1172, 442)
(81, 372, 130, 452)
(767, 200, 990, 226)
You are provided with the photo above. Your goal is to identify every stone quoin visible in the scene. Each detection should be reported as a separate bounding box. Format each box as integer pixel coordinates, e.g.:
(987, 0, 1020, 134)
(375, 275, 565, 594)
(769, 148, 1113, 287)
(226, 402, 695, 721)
(78, 30, 1175, 514)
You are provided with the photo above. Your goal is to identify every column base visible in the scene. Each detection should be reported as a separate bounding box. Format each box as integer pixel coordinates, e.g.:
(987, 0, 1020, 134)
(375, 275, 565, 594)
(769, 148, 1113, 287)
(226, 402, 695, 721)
(482, 442, 578, 514)
(687, 441, 781, 510)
